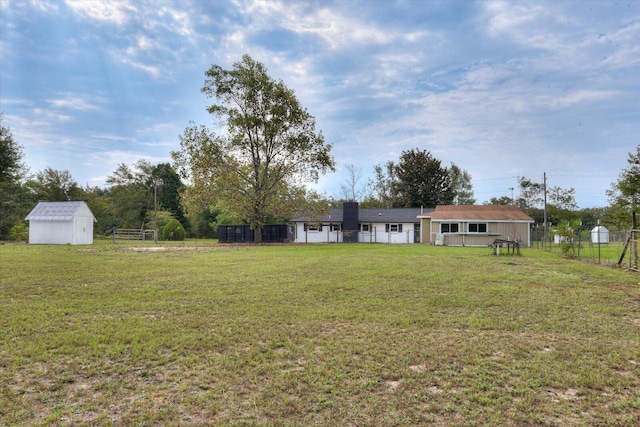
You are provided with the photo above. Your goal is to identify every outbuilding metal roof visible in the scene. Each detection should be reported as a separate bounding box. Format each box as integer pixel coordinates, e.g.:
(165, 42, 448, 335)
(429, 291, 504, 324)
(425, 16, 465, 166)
(26, 201, 96, 222)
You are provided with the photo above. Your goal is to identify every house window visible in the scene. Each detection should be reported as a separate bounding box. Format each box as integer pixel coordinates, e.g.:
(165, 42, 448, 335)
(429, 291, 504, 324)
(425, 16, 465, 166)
(360, 224, 371, 232)
(468, 223, 488, 233)
(306, 223, 322, 232)
(330, 224, 341, 232)
(385, 224, 403, 232)
(441, 223, 459, 233)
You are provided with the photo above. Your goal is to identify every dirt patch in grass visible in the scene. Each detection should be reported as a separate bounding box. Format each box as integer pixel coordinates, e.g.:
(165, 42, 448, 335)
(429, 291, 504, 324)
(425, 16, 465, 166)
(128, 245, 216, 252)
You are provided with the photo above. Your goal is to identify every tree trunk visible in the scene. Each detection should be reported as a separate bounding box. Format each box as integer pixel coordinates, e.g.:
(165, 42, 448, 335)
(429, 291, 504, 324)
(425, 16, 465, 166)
(254, 224, 263, 243)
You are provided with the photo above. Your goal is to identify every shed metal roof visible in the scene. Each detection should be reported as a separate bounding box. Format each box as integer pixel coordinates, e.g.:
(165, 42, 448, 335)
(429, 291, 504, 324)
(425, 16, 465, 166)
(26, 201, 96, 222)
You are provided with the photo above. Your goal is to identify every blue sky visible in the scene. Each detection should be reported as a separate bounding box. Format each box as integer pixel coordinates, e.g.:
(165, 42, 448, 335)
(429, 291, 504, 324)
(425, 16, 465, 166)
(1, 0, 639, 208)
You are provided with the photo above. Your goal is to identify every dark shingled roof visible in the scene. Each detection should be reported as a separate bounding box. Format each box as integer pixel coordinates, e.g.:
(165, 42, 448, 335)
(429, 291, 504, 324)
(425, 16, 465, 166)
(292, 207, 434, 223)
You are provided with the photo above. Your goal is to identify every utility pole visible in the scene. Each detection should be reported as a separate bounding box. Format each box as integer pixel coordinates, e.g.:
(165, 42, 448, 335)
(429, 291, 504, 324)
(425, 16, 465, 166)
(543, 172, 547, 250)
(153, 178, 163, 243)
(154, 180, 158, 243)
(508, 187, 514, 204)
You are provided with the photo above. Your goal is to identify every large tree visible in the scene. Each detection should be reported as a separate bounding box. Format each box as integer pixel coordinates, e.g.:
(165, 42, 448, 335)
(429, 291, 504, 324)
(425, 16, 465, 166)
(0, 114, 25, 184)
(151, 163, 186, 228)
(172, 55, 335, 241)
(393, 148, 453, 208)
(486, 196, 514, 206)
(106, 160, 154, 229)
(516, 177, 544, 211)
(0, 115, 31, 239)
(607, 145, 640, 224)
(339, 164, 371, 202)
(371, 160, 398, 208)
(449, 163, 475, 205)
(516, 176, 578, 225)
(25, 168, 84, 201)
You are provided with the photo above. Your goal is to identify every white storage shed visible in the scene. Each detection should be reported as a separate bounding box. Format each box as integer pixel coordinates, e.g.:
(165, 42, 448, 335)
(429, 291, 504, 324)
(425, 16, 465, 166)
(591, 225, 610, 244)
(25, 201, 96, 245)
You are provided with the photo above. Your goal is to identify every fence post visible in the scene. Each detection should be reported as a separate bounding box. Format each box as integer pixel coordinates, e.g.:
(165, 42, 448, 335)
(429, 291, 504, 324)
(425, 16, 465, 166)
(633, 213, 637, 270)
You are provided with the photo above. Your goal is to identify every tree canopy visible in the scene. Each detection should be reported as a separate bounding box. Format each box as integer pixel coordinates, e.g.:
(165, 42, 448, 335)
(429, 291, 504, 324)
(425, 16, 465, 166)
(449, 163, 475, 205)
(371, 161, 398, 208)
(172, 55, 335, 241)
(25, 168, 83, 201)
(0, 114, 26, 185)
(0, 115, 31, 240)
(104, 160, 185, 231)
(608, 144, 640, 219)
(339, 164, 371, 202)
(515, 175, 578, 224)
(393, 148, 453, 208)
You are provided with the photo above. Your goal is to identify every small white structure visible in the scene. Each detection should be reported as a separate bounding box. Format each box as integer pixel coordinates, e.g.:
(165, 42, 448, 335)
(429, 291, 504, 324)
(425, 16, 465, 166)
(553, 232, 567, 245)
(591, 225, 610, 244)
(26, 201, 96, 245)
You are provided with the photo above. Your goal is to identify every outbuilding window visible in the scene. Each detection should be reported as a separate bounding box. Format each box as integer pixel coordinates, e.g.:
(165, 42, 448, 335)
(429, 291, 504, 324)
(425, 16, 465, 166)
(305, 223, 322, 232)
(441, 223, 459, 233)
(385, 224, 403, 232)
(360, 224, 371, 232)
(468, 223, 488, 233)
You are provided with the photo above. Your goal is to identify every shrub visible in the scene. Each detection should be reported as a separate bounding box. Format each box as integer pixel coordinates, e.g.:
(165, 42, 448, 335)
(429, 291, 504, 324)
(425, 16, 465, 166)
(556, 220, 579, 255)
(9, 222, 28, 242)
(145, 209, 176, 232)
(162, 219, 186, 241)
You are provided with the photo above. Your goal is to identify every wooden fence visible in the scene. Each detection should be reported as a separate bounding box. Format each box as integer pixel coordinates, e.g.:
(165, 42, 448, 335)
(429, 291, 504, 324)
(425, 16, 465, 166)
(618, 229, 639, 272)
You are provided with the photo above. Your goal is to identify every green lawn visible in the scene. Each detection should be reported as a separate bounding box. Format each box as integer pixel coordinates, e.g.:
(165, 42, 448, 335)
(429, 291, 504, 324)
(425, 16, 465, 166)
(534, 240, 630, 266)
(1, 242, 639, 426)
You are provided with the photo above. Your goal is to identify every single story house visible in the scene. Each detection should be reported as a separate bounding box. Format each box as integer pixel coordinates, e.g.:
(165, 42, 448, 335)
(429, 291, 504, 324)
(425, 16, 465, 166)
(25, 201, 96, 245)
(291, 202, 434, 244)
(417, 205, 534, 247)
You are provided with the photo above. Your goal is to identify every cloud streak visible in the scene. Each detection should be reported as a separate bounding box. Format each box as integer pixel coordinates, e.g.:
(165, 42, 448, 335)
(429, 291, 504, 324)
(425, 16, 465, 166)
(1, 0, 638, 207)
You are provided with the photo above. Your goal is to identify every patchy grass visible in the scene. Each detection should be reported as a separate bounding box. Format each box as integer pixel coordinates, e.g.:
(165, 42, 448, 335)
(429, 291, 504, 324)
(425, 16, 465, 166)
(536, 240, 630, 266)
(1, 242, 639, 426)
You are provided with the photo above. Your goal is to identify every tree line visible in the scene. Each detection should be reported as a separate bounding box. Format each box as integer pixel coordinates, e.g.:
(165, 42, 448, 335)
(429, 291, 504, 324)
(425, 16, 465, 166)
(1, 55, 638, 241)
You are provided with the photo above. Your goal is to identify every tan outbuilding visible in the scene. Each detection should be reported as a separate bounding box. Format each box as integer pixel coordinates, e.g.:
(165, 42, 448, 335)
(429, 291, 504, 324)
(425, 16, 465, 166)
(418, 205, 534, 247)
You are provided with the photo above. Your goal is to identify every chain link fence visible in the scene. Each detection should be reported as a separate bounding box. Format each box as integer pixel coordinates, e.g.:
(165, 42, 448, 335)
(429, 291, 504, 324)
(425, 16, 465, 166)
(530, 225, 633, 266)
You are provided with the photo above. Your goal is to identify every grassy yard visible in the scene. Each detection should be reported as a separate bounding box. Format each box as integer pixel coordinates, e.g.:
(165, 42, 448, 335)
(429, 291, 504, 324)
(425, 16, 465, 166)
(534, 240, 631, 266)
(1, 242, 639, 426)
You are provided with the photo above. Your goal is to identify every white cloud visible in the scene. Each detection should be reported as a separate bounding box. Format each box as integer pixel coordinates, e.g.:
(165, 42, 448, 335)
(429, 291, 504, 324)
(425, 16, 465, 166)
(27, 0, 59, 13)
(48, 95, 98, 111)
(32, 108, 72, 123)
(157, 6, 195, 39)
(118, 56, 161, 78)
(239, 0, 394, 50)
(90, 133, 130, 142)
(93, 150, 170, 169)
(64, 0, 136, 26)
(548, 89, 619, 109)
(484, 0, 568, 50)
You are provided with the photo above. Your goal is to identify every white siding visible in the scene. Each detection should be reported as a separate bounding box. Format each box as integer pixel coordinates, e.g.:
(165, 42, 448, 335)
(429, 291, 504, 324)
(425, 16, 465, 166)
(294, 222, 417, 244)
(26, 201, 95, 245)
(29, 221, 75, 244)
(294, 223, 342, 243)
(73, 215, 94, 244)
